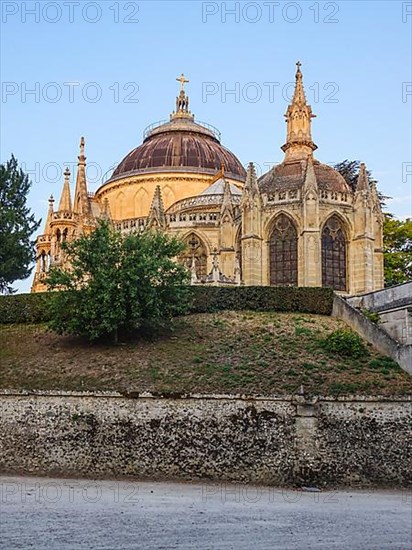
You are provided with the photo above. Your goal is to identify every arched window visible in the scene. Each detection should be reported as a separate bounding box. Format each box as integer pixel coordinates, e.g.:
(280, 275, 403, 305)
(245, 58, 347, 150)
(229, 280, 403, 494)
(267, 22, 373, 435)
(269, 214, 298, 286)
(180, 233, 208, 280)
(321, 215, 347, 291)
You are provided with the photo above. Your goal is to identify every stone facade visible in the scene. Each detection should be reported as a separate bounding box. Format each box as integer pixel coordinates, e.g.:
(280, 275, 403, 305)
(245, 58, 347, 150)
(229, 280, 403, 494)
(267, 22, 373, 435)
(32, 64, 384, 295)
(0, 391, 411, 487)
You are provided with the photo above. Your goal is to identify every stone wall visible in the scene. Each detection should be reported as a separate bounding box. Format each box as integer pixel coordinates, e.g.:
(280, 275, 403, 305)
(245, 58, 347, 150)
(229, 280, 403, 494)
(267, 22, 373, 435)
(0, 391, 411, 487)
(332, 295, 412, 374)
(347, 282, 412, 345)
(347, 282, 412, 313)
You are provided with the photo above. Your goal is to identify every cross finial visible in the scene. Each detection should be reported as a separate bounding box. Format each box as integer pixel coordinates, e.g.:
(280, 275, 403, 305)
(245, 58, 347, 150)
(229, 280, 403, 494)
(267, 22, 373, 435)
(176, 73, 189, 92)
(296, 61, 302, 74)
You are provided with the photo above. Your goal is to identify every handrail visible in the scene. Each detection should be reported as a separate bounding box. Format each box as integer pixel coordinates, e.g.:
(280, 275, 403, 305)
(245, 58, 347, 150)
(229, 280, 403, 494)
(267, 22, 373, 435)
(142, 119, 221, 141)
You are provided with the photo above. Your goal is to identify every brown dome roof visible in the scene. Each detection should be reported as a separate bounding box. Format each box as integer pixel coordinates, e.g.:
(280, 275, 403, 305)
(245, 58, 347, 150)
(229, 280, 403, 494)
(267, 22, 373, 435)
(259, 159, 351, 194)
(109, 117, 246, 183)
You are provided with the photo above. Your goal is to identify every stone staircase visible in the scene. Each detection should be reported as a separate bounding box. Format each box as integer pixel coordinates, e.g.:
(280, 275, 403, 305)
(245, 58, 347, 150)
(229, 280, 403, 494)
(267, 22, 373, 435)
(333, 282, 412, 374)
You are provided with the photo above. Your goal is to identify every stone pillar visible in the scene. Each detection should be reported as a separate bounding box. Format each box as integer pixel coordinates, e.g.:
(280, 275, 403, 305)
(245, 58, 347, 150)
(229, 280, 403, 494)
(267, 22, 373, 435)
(241, 236, 263, 285)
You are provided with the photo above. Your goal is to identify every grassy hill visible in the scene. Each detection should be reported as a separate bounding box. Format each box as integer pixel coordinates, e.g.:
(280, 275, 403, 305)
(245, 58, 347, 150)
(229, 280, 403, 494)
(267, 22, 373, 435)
(1, 311, 411, 396)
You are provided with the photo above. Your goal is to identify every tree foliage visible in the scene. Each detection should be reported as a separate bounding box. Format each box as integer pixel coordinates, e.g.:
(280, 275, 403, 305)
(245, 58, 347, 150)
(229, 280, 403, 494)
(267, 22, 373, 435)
(47, 221, 190, 342)
(383, 214, 412, 286)
(333, 160, 412, 285)
(333, 159, 389, 205)
(0, 155, 41, 293)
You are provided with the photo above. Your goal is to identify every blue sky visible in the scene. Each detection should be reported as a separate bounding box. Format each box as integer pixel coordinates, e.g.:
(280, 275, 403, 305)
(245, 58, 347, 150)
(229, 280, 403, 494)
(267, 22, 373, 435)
(1, 0, 411, 292)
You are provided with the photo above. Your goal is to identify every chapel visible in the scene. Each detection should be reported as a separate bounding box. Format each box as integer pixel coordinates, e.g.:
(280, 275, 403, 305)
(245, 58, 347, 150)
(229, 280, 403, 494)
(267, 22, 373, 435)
(32, 63, 384, 294)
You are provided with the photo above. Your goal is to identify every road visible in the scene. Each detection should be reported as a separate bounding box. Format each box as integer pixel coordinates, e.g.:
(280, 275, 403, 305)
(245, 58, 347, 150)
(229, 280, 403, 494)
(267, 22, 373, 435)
(0, 476, 410, 549)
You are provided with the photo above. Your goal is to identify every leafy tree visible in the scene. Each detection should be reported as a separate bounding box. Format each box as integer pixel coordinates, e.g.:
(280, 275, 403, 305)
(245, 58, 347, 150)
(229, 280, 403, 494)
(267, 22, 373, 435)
(47, 221, 190, 342)
(0, 155, 41, 293)
(383, 214, 412, 286)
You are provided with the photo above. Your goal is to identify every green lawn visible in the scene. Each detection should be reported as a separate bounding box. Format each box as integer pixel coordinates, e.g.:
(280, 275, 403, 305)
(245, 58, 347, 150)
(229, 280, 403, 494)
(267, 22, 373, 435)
(0, 311, 411, 396)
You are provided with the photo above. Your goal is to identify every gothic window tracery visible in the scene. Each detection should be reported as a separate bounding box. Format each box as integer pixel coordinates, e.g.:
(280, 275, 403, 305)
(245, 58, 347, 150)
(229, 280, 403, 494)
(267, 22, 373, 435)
(269, 214, 298, 286)
(321, 215, 347, 291)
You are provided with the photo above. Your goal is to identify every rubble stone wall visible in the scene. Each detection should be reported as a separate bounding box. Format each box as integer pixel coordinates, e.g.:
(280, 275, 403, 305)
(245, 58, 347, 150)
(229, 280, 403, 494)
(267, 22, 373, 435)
(0, 391, 410, 487)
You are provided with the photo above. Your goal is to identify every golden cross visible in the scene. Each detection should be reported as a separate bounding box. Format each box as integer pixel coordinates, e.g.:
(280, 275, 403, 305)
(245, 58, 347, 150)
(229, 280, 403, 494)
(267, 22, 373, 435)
(176, 73, 189, 92)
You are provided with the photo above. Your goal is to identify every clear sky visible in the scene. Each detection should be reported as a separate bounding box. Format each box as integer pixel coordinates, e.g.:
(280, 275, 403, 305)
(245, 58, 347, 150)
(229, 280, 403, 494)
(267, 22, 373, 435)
(1, 0, 411, 292)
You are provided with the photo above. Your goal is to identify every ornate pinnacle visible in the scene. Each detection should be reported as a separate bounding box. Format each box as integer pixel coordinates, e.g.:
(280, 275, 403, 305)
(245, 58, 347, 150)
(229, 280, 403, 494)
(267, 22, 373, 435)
(281, 62, 317, 160)
(78, 136, 86, 164)
(356, 163, 370, 192)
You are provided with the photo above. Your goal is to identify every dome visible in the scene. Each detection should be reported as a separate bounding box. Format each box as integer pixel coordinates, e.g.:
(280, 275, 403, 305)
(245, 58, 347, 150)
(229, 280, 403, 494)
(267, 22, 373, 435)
(109, 116, 246, 183)
(258, 158, 351, 195)
(166, 176, 242, 214)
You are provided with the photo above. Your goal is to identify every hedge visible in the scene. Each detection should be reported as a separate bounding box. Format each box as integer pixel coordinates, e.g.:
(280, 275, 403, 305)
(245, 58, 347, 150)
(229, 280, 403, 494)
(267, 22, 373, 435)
(0, 292, 53, 324)
(189, 286, 334, 315)
(0, 286, 334, 325)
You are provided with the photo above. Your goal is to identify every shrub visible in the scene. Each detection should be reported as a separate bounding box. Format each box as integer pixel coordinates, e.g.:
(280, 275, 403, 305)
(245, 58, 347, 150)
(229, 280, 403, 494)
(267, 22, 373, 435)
(0, 291, 52, 324)
(47, 222, 190, 342)
(369, 357, 399, 371)
(361, 308, 380, 324)
(321, 329, 367, 358)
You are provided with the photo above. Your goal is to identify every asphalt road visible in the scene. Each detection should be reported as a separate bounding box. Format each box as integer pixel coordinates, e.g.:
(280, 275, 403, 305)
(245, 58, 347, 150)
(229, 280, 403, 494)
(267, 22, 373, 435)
(0, 476, 411, 549)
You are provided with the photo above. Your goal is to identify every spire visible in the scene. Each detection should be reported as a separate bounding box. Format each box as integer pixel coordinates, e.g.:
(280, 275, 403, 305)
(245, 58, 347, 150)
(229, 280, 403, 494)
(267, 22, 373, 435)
(220, 178, 233, 216)
(244, 162, 259, 196)
(73, 137, 91, 216)
(58, 167, 72, 212)
(281, 62, 317, 161)
(148, 185, 166, 228)
(171, 73, 193, 121)
(356, 163, 370, 192)
(43, 195, 54, 234)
